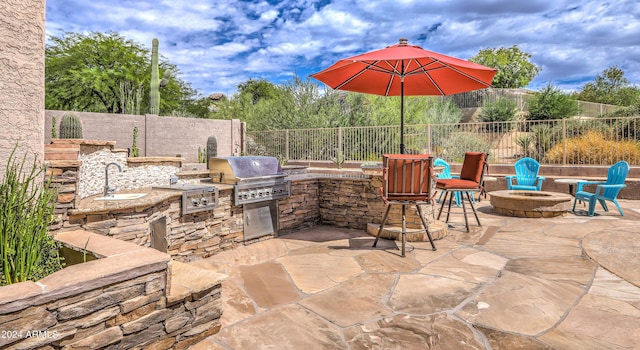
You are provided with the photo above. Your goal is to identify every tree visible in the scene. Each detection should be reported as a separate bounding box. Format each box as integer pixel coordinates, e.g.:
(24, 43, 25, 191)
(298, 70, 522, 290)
(237, 79, 278, 104)
(470, 46, 540, 88)
(575, 66, 640, 106)
(527, 84, 579, 120)
(479, 97, 518, 132)
(46, 31, 203, 116)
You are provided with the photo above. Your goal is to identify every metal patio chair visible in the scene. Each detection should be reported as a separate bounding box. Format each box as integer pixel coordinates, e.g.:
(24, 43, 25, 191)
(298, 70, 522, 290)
(506, 157, 545, 191)
(434, 158, 461, 206)
(572, 160, 629, 216)
(373, 154, 437, 257)
(435, 152, 488, 232)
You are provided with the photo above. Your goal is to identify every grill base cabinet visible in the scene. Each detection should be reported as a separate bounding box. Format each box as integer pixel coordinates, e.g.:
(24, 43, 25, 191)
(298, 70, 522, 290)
(243, 201, 279, 241)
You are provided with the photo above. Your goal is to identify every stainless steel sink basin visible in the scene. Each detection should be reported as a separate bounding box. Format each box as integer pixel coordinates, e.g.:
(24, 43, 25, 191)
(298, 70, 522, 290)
(94, 193, 147, 201)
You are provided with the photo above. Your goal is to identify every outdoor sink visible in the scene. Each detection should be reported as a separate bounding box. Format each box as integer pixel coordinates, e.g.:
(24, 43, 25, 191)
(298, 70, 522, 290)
(94, 193, 147, 201)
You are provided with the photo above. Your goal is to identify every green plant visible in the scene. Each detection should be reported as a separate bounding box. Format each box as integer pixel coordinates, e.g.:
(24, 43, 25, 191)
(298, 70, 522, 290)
(51, 116, 57, 139)
(517, 124, 559, 160)
(131, 126, 140, 157)
(198, 147, 207, 163)
(423, 99, 462, 124)
(59, 113, 83, 139)
(1, 146, 63, 285)
(479, 97, 518, 132)
(276, 154, 288, 166)
(527, 84, 580, 120)
(332, 148, 345, 169)
(515, 133, 535, 158)
(82, 238, 90, 263)
(440, 132, 490, 162)
(150, 38, 160, 115)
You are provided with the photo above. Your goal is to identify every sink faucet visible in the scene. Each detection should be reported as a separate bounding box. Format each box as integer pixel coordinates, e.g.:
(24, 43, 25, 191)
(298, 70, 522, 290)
(104, 162, 123, 197)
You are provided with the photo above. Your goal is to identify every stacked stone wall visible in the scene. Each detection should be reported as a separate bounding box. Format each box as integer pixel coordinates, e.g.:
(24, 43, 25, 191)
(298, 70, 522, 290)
(318, 176, 436, 230)
(279, 179, 321, 234)
(0, 232, 223, 349)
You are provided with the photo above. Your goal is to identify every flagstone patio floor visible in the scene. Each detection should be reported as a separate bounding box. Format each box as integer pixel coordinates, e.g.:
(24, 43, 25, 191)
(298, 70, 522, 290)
(188, 199, 640, 349)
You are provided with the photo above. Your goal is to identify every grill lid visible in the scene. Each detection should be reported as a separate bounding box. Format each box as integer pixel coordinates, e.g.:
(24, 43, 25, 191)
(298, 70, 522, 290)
(208, 156, 284, 183)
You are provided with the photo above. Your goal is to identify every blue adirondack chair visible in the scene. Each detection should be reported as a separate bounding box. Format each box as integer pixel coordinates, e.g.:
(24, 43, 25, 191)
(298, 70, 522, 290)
(434, 158, 461, 206)
(572, 160, 629, 216)
(506, 157, 545, 191)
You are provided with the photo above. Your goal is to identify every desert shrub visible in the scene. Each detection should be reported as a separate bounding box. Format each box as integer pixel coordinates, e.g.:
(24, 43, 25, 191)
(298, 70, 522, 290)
(440, 132, 491, 162)
(527, 84, 580, 120)
(544, 131, 640, 165)
(423, 99, 462, 124)
(564, 119, 612, 139)
(613, 117, 640, 142)
(1, 146, 64, 285)
(516, 124, 559, 160)
(479, 97, 518, 132)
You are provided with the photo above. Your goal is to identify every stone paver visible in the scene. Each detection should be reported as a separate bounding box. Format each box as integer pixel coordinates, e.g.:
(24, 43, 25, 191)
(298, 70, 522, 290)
(190, 199, 640, 349)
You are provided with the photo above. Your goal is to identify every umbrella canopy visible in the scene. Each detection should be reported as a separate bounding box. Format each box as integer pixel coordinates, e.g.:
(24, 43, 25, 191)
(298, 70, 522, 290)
(311, 38, 497, 153)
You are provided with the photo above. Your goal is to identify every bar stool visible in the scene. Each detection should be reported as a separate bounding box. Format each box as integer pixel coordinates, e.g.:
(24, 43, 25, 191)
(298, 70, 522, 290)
(435, 152, 488, 232)
(373, 154, 437, 257)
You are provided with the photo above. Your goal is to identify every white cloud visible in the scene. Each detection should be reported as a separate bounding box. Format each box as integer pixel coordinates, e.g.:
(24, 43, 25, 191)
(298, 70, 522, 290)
(45, 0, 640, 96)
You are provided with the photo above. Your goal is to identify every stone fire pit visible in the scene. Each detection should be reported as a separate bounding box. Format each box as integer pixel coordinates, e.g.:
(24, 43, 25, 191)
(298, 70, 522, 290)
(489, 190, 573, 218)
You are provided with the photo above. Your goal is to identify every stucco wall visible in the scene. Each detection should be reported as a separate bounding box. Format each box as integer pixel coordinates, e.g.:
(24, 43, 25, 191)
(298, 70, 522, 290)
(45, 111, 243, 162)
(0, 0, 46, 175)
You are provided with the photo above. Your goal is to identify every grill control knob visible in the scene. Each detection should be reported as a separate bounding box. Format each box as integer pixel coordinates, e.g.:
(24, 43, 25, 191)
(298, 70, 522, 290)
(201, 197, 209, 205)
(191, 198, 199, 206)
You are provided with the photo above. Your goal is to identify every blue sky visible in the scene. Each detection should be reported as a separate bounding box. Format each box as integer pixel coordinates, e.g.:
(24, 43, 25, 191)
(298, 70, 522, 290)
(45, 0, 640, 98)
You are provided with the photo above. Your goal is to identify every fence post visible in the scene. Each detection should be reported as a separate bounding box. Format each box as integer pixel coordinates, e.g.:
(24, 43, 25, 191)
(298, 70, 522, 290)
(285, 129, 290, 160)
(427, 124, 432, 154)
(600, 103, 603, 117)
(562, 119, 567, 165)
(337, 127, 343, 160)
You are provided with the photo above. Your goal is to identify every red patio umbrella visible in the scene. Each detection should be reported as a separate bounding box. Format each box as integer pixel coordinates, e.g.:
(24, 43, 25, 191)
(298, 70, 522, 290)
(311, 38, 497, 153)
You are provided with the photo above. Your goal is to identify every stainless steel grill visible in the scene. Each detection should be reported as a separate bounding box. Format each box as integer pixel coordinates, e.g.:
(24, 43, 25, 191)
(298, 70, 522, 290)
(208, 156, 291, 206)
(208, 156, 291, 241)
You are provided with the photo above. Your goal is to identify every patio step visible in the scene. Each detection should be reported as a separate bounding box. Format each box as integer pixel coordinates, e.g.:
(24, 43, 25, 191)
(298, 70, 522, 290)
(45, 144, 80, 161)
(366, 220, 449, 242)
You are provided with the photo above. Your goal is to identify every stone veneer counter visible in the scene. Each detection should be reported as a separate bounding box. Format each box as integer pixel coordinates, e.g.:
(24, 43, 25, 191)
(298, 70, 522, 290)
(70, 184, 234, 215)
(65, 183, 241, 263)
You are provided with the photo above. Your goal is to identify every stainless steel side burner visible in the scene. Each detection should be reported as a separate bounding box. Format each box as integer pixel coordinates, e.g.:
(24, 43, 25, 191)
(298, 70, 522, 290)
(153, 184, 218, 216)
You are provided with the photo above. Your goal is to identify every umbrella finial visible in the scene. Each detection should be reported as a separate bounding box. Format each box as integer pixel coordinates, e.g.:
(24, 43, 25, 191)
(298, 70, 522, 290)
(399, 38, 408, 45)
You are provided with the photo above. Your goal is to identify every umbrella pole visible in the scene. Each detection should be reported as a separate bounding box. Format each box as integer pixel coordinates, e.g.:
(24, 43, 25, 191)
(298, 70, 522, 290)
(400, 78, 405, 154)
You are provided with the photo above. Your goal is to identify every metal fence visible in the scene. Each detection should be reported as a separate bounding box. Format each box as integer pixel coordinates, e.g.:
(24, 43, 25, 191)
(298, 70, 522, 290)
(247, 116, 640, 165)
(449, 88, 622, 118)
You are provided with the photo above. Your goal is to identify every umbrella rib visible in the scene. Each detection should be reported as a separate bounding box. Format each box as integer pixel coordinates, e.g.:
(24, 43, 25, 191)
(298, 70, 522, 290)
(334, 60, 394, 89)
(408, 59, 493, 88)
(384, 60, 401, 96)
(334, 64, 371, 90)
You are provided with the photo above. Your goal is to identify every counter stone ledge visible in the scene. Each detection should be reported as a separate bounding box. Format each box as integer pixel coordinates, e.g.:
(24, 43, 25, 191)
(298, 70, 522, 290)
(167, 261, 226, 304)
(51, 138, 117, 147)
(70, 188, 181, 215)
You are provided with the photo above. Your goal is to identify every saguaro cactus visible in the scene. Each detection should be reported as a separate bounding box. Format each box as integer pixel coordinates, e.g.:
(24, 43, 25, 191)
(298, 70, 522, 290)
(150, 38, 160, 115)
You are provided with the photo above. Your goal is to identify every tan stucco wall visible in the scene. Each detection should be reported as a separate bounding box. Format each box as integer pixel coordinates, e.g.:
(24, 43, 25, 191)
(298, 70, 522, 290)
(45, 111, 243, 162)
(0, 0, 46, 174)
